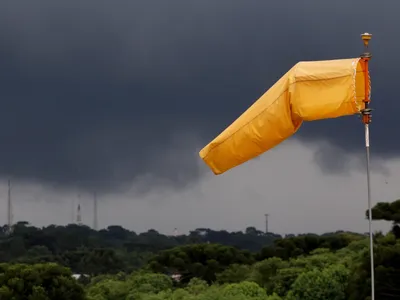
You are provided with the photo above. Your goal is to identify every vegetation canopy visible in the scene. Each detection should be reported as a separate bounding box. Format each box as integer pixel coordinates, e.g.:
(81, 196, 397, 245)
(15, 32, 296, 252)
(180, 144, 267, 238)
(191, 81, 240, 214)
(1, 199, 400, 299)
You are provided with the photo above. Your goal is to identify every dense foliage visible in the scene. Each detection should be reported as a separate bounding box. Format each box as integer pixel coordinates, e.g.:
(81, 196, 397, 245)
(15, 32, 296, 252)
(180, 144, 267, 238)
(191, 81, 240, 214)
(0, 223, 282, 275)
(1, 199, 400, 299)
(0, 262, 85, 299)
(82, 234, 400, 300)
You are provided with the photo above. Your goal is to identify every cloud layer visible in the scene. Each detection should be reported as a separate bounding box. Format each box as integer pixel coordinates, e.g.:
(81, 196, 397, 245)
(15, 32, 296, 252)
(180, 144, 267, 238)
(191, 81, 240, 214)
(0, 1, 398, 191)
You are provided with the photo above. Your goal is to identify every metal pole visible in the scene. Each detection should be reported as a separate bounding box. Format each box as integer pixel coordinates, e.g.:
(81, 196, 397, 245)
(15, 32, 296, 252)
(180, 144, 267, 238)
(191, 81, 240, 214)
(365, 124, 375, 300)
(360, 32, 374, 300)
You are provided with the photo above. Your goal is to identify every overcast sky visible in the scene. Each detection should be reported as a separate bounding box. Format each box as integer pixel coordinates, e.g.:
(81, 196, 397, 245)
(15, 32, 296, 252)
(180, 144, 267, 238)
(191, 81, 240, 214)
(0, 1, 398, 234)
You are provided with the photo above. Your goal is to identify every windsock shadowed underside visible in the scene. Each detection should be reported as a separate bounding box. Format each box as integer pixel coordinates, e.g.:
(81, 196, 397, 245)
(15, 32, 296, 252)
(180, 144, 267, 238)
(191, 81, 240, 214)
(199, 58, 369, 175)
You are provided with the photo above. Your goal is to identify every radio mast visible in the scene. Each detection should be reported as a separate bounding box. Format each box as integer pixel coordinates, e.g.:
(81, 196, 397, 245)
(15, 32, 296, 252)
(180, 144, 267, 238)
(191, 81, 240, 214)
(7, 179, 12, 234)
(93, 191, 98, 230)
(76, 194, 82, 225)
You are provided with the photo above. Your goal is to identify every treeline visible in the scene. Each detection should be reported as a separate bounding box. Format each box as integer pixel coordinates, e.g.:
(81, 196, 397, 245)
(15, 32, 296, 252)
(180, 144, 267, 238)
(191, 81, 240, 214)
(0, 222, 281, 254)
(0, 220, 363, 276)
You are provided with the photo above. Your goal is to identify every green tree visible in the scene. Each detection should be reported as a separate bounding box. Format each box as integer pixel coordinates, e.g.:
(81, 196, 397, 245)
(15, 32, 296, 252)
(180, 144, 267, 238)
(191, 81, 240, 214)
(222, 281, 267, 298)
(185, 278, 208, 295)
(0, 263, 85, 300)
(148, 243, 255, 283)
(247, 257, 289, 291)
(288, 264, 349, 300)
(216, 264, 252, 283)
(129, 272, 173, 293)
(367, 200, 400, 238)
(348, 233, 400, 300)
(86, 279, 129, 300)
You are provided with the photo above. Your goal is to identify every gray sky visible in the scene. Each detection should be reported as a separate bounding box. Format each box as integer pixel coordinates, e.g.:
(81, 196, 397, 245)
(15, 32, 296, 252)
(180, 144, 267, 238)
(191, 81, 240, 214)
(0, 1, 398, 234)
(0, 139, 394, 235)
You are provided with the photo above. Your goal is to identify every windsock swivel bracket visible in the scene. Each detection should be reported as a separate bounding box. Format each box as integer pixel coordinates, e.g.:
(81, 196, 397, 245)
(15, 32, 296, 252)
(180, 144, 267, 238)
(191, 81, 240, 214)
(361, 107, 372, 124)
(360, 33, 372, 125)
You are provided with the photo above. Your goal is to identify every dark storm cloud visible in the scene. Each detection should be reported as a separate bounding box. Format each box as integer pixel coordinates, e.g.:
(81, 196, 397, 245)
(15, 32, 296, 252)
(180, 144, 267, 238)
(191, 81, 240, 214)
(0, 1, 397, 190)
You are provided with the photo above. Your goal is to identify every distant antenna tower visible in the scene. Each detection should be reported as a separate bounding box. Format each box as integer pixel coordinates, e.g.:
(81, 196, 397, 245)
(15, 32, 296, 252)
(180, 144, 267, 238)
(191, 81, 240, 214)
(76, 194, 82, 225)
(93, 191, 98, 230)
(71, 197, 75, 224)
(77, 204, 82, 225)
(7, 179, 13, 234)
(264, 214, 269, 233)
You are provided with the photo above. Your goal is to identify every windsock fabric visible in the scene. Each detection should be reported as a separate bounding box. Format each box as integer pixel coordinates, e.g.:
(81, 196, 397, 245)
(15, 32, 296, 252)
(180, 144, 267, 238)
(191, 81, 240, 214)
(200, 58, 368, 175)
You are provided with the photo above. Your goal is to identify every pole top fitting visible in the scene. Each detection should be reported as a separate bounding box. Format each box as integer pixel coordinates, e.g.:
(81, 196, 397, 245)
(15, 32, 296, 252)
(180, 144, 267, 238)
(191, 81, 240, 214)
(361, 32, 372, 48)
(360, 33, 372, 59)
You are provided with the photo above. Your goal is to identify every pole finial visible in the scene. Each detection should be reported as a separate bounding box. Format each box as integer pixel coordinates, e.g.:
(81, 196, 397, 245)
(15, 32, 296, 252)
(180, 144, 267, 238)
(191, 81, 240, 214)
(360, 33, 372, 59)
(361, 32, 372, 48)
